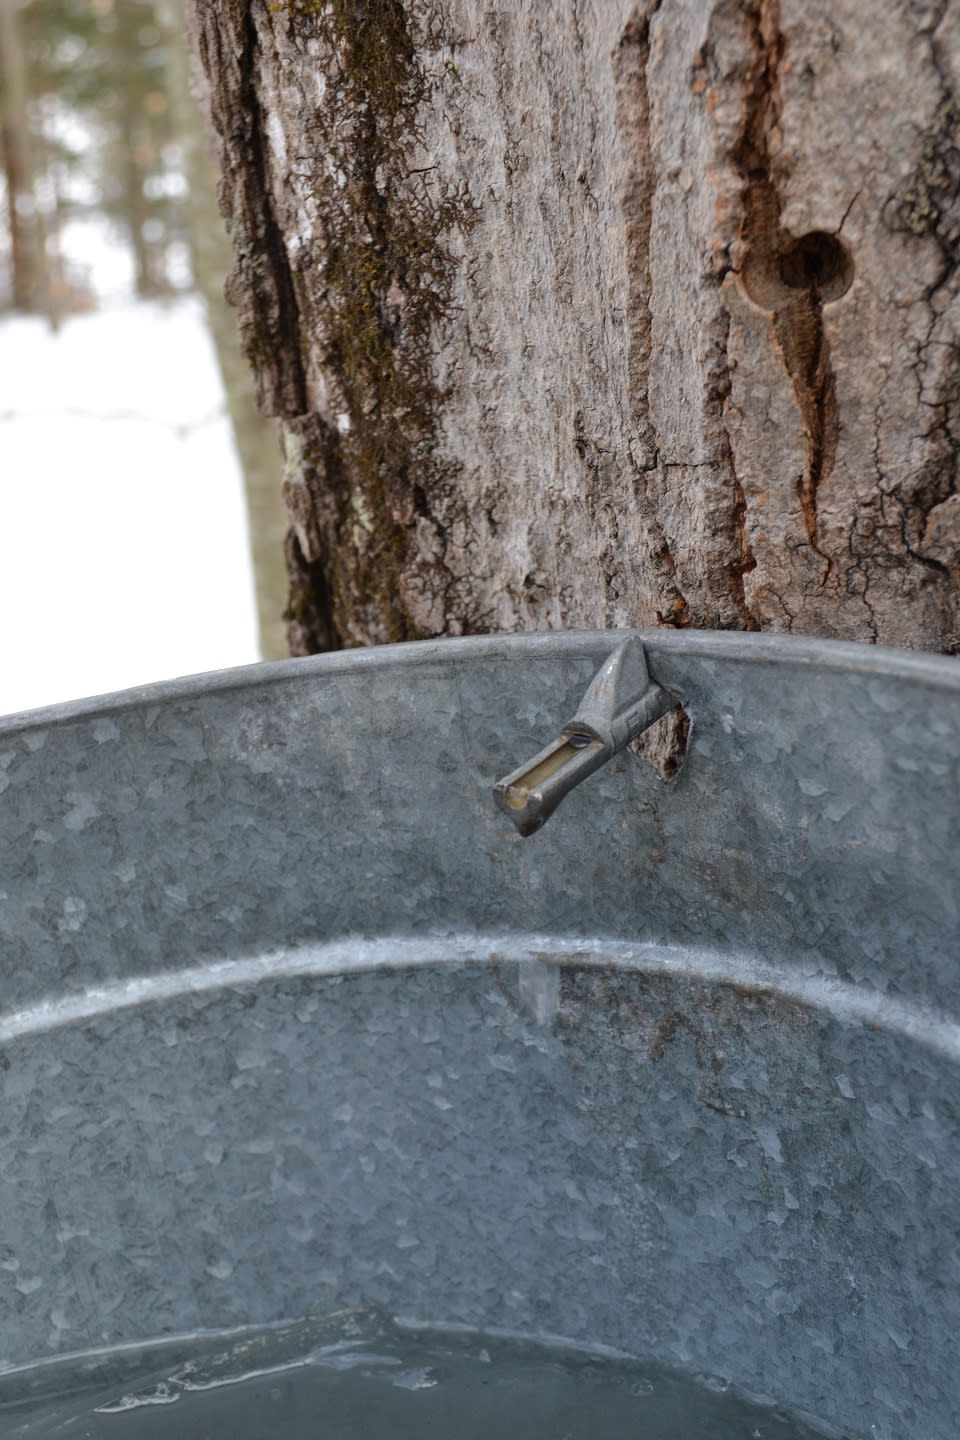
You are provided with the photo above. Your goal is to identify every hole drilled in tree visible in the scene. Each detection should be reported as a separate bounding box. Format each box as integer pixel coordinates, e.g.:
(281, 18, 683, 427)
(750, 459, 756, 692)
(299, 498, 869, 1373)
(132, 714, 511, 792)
(779, 231, 853, 302)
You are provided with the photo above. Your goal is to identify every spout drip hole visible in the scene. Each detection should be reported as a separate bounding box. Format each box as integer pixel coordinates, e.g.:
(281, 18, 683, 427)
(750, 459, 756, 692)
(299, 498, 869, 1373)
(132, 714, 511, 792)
(779, 231, 853, 302)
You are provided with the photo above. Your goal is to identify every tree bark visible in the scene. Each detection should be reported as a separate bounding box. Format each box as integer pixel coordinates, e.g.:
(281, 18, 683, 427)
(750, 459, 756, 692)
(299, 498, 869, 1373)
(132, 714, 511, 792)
(188, 0, 960, 655)
(162, 0, 290, 660)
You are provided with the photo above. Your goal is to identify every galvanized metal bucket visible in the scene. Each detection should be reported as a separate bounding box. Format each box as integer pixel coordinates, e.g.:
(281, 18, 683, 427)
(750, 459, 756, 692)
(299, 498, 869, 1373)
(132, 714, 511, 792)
(0, 630, 957, 1438)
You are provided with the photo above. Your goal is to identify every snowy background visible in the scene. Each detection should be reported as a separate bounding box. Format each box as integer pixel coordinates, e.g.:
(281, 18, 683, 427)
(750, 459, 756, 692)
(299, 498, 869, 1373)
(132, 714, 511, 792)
(0, 292, 259, 717)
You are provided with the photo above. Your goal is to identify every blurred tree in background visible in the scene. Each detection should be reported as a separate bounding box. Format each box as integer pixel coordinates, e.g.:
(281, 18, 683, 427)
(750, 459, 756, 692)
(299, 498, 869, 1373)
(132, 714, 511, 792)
(1, 0, 50, 315)
(90, 0, 184, 299)
(0, 0, 288, 659)
(1, 0, 186, 314)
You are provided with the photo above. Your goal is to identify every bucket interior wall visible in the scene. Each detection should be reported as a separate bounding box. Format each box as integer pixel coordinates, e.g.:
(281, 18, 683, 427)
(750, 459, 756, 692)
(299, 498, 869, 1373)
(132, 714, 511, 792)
(0, 630, 957, 1439)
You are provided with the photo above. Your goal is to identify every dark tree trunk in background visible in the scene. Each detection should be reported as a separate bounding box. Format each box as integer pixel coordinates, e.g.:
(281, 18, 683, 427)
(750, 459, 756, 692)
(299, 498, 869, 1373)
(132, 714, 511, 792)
(0, 0, 45, 314)
(0, 117, 31, 310)
(189, 0, 960, 656)
(120, 86, 163, 300)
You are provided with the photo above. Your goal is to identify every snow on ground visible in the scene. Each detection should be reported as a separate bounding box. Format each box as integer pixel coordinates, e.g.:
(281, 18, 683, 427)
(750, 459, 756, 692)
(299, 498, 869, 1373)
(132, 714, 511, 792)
(0, 298, 260, 718)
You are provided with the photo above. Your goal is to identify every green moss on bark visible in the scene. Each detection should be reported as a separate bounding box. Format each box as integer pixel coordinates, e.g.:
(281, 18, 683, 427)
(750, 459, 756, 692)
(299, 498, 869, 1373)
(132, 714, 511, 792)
(274, 0, 476, 645)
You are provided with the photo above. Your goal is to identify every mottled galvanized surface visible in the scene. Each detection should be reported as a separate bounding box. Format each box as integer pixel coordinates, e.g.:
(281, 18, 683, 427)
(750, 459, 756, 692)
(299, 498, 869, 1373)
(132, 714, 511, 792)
(0, 631, 957, 1439)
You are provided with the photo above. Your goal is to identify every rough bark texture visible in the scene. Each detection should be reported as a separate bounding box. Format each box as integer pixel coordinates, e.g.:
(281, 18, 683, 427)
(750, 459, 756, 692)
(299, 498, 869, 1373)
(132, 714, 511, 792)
(164, 0, 290, 660)
(189, 0, 960, 654)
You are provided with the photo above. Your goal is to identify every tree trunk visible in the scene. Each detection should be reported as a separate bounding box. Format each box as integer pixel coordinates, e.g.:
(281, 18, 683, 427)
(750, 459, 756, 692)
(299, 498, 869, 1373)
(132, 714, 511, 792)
(188, 0, 960, 655)
(161, 0, 290, 661)
(120, 87, 159, 301)
(0, 0, 46, 315)
(0, 116, 31, 310)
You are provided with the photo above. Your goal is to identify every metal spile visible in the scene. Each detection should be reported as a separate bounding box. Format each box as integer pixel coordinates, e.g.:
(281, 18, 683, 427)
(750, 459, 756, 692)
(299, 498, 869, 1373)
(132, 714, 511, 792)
(493, 636, 676, 836)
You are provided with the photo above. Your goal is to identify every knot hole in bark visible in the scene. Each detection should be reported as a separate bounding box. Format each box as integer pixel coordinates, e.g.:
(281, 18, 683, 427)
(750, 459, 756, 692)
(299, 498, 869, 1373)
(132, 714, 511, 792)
(742, 229, 853, 311)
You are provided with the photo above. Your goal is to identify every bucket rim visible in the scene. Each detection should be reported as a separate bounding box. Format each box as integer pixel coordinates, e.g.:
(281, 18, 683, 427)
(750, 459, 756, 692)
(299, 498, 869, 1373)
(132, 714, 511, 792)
(2, 626, 957, 735)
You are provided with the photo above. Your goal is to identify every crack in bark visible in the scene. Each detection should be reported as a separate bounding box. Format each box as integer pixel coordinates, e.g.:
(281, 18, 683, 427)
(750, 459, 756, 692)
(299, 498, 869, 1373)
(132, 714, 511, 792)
(617, 2, 691, 631)
(731, 0, 837, 587)
(193, 1, 308, 417)
(239, 5, 308, 416)
(771, 294, 836, 574)
(284, 527, 340, 655)
(882, 10, 960, 647)
(715, 307, 761, 629)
